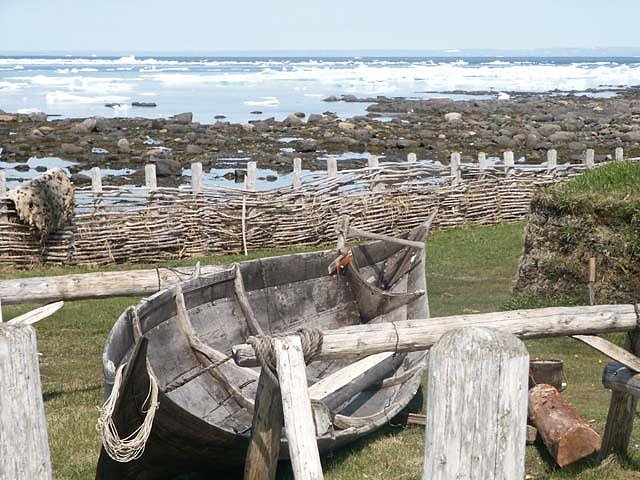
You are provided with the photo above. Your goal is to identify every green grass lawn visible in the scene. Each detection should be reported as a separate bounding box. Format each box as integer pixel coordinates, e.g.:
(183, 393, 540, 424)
(2, 222, 639, 479)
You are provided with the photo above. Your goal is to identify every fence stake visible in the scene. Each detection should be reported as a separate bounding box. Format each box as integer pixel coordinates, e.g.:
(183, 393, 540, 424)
(585, 149, 595, 169)
(326, 157, 338, 179)
(0, 324, 52, 479)
(547, 149, 558, 172)
(293, 158, 302, 190)
(191, 162, 203, 194)
(407, 152, 417, 163)
(503, 150, 515, 174)
(0, 170, 6, 224)
(423, 327, 528, 479)
(246, 161, 257, 192)
(144, 164, 157, 190)
(91, 167, 102, 193)
(450, 152, 461, 184)
(615, 147, 624, 161)
(478, 152, 487, 171)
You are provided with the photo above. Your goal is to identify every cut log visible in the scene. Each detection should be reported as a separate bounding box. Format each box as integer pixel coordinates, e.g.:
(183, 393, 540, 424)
(0, 265, 225, 305)
(527, 425, 538, 445)
(0, 324, 52, 479)
(244, 371, 282, 480)
(233, 304, 638, 366)
(528, 384, 601, 467)
(274, 335, 324, 480)
(423, 327, 529, 479)
(603, 362, 640, 397)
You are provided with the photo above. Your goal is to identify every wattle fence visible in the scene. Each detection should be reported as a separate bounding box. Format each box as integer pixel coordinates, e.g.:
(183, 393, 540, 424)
(0, 148, 630, 267)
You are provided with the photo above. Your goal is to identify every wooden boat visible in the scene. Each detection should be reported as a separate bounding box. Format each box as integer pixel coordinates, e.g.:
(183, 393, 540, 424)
(96, 215, 435, 479)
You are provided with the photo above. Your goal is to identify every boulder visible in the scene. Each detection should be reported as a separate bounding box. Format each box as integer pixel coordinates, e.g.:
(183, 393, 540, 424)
(444, 112, 463, 122)
(623, 130, 640, 142)
(117, 138, 130, 153)
(71, 118, 97, 133)
(294, 112, 306, 118)
(59, 143, 84, 154)
(538, 124, 562, 137)
(283, 114, 303, 126)
(307, 114, 325, 124)
(549, 131, 576, 143)
(186, 144, 204, 154)
(338, 122, 355, 131)
(153, 158, 182, 176)
(170, 112, 193, 124)
(299, 139, 317, 152)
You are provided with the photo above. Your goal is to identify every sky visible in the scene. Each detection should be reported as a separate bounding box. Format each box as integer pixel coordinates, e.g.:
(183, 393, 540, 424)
(1, 0, 639, 54)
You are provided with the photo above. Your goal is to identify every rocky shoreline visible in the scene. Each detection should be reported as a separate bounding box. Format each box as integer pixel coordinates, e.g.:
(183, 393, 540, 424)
(1, 88, 640, 187)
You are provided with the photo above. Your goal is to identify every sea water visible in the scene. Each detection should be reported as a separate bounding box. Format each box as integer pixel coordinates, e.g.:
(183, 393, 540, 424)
(1, 55, 640, 123)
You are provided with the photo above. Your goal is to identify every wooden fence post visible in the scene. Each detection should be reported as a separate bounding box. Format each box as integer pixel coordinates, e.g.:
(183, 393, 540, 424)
(503, 150, 515, 174)
(0, 324, 52, 479)
(293, 158, 302, 190)
(407, 152, 417, 163)
(423, 326, 528, 480)
(246, 161, 257, 192)
(368, 155, 382, 192)
(547, 149, 558, 172)
(615, 147, 624, 161)
(91, 167, 103, 193)
(0, 170, 7, 224)
(274, 335, 324, 480)
(600, 331, 640, 458)
(144, 164, 157, 190)
(585, 149, 595, 169)
(478, 152, 487, 171)
(326, 157, 337, 179)
(191, 162, 203, 194)
(450, 152, 461, 184)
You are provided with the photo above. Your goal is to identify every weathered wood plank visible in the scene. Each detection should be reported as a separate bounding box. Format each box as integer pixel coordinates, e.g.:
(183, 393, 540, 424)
(0, 264, 225, 305)
(274, 336, 324, 480)
(423, 327, 528, 479)
(234, 305, 638, 366)
(603, 362, 640, 397)
(347, 226, 425, 250)
(243, 371, 282, 480)
(529, 384, 601, 467)
(572, 334, 640, 372)
(0, 324, 52, 479)
(7, 301, 64, 325)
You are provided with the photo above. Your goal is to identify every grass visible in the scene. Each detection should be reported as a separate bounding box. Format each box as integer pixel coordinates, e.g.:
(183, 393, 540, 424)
(2, 221, 640, 479)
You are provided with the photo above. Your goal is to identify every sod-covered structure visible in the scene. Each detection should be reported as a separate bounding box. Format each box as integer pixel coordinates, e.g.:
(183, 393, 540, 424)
(515, 160, 640, 303)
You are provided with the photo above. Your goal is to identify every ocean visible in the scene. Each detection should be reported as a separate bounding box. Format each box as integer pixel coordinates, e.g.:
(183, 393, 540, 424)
(1, 55, 640, 124)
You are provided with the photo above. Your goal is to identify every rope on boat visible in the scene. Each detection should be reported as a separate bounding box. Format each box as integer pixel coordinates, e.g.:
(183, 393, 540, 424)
(248, 328, 323, 385)
(98, 362, 159, 463)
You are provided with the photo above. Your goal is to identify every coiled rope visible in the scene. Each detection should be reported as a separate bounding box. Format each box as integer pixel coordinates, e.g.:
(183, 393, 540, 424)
(98, 362, 159, 463)
(247, 328, 323, 385)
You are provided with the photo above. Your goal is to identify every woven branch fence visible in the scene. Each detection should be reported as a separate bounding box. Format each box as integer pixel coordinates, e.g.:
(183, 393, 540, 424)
(0, 148, 632, 267)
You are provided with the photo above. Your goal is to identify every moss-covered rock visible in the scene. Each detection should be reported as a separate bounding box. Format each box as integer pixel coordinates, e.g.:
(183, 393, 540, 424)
(514, 161, 640, 303)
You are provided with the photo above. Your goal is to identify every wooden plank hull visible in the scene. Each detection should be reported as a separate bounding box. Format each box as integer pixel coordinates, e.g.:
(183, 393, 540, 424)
(96, 221, 431, 479)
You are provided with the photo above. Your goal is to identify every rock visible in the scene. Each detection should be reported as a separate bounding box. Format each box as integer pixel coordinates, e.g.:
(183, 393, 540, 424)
(567, 141, 586, 151)
(30, 128, 45, 138)
(323, 95, 340, 102)
(186, 144, 204, 154)
(117, 138, 130, 153)
(0, 114, 17, 122)
(250, 111, 263, 115)
(495, 135, 515, 147)
(131, 102, 157, 107)
(242, 123, 255, 132)
(265, 174, 278, 182)
(299, 139, 317, 152)
(214, 115, 226, 120)
(549, 131, 576, 143)
(151, 119, 164, 129)
(538, 124, 562, 137)
(166, 123, 189, 133)
(144, 147, 172, 159)
(396, 138, 419, 149)
(14, 164, 29, 172)
(526, 133, 540, 148)
(28, 112, 47, 122)
(444, 112, 463, 122)
(307, 114, 325, 124)
(622, 130, 640, 142)
(283, 114, 303, 126)
(338, 122, 355, 131)
(170, 112, 193, 124)
(39, 126, 54, 135)
(294, 112, 306, 118)
(60, 143, 84, 154)
(353, 129, 371, 141)
(341, 95, 358, 102)
(71, 118, 97, 133)
(561, 117, 584, 131)
(70, 173, 91, 184)
(153, 158, 182, 176)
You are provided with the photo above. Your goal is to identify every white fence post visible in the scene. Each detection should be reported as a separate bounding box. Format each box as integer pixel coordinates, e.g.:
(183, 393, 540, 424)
(478, 152, 487, 171)
(191, 162, 203, 194)
(0, 325, 52, 479)
(503, 150, 515, 174)
(615, 147, 624, 161)
(0, 170, 7, 223)
(145, 164, 157, 190)
(547, 149, 558, 172)
(293, 157, 302, 190)
(450, 152, 461, 184)
(407, 152, 417, 163)
(246, 161, 257, 192)
(326, 157, 338, 179)
(585, 149, 595, 169)
(91, 167, 102, 193)
(423, 326, 528, 480)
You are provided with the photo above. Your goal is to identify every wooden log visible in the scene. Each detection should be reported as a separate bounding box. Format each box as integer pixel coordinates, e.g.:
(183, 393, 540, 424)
(423, 327, 528, 479)
(347, 226, 425, 250)
(0, 264, 224, 305)
(191, 162, 203, 194)
(274, 335, 324, 480)
(601, 331, 640, 457)
(0, 324, 52, 479)
(326, 157, 337, 179)
(292, 158, 302, 190)
(7, 301, 64, 325)
(91, 167, 103, 193)
(246, 162, 257, 191)
(585, 149, 595, 168)
(603, 362, 640, 397)
(233, 304, 638, 366)
(547, 149, 558, 171)
(145, 164, 157, 190)
(615, 147, 624, 161)
(528, 384, 601, 467)
(243, 371, 282, 480)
